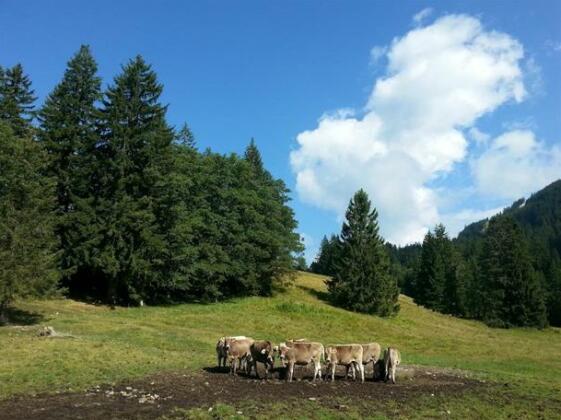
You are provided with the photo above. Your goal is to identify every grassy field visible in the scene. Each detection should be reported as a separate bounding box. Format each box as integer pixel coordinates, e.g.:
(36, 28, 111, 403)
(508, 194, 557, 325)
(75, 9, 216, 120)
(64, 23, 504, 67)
(1, 272, 561, 417)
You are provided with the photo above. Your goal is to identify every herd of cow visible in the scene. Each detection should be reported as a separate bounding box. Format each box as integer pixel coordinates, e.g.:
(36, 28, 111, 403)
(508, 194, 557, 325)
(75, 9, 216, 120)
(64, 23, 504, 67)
(215, 337, 401, 384)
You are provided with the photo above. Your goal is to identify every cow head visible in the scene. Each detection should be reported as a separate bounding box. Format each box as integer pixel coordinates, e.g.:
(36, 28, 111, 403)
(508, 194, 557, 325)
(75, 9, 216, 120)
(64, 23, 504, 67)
(277, 344, 290, 367)
(324, 347, 338, 369)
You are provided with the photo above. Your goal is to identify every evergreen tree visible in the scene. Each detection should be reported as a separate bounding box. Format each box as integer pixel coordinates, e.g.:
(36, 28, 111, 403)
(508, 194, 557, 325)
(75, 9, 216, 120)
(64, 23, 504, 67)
(327, 189, 399, 316)
(0, 123, 59, 322)
(414, 228, 443, 310)
(241, 139, 302, 295)
(310, 234, 340, 276)
(96, 55, 175, 304)
(479, 216, 547, 328)
(414, 224, 465, 315)
(0, 64, 36, 136)
(38, 45, 102, 285)
(176, 122, 196, 149)
(244, 138, 263, 174)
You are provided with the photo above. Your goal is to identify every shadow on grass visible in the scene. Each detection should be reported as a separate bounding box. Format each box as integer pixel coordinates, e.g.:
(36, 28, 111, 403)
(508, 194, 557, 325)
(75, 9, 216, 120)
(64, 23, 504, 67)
(0, 306, 44, 326)
(297, 285, 330, 303)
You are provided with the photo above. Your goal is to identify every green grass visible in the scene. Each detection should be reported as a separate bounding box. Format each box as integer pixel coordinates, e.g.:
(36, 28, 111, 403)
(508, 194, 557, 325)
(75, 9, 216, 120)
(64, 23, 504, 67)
(1, 272, 561, 410)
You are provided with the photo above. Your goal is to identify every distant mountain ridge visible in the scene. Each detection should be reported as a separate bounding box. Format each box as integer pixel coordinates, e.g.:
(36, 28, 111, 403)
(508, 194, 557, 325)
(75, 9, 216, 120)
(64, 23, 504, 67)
(457, 179, 561, 244)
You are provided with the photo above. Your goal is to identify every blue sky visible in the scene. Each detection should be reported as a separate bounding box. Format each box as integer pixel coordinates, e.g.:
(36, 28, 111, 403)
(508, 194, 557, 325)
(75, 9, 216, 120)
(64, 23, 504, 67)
(1, 0, 560, 262)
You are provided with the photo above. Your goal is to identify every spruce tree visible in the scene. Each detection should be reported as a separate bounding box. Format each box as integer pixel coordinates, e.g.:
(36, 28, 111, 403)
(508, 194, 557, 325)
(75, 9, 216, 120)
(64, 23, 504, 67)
(414, 224, 465, 315)
(176, 122, 196, 149)
(0, 123, 59, 322)
(38, 45, 102, 285)
(414, 230, 441, 309)
(97, 55, 175, 304)
(311, 234, 340, 276)
(0, 64, 36, 136)
(241, 139, 302, 295)
(479, 216, 547, 328)
(244, 138, 263, 174)
(327, 189, 399, 316)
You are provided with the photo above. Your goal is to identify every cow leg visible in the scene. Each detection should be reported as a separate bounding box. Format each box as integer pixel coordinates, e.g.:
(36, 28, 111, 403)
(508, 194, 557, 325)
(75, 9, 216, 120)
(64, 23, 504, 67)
(391, 365, 396, 384)
(360, 362, 365, 383)
(254, 361, 260, 379)
(350, 363, 356, 381)
(384, 359, 389, 382)
(288, 363, 294, 382)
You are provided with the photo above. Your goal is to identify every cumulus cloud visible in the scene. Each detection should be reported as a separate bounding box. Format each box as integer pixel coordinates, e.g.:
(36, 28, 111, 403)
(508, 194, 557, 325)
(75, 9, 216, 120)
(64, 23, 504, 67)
(472, 130, 561, 199)
(413, 8, 433, 25)
(290, 14, 532, 245)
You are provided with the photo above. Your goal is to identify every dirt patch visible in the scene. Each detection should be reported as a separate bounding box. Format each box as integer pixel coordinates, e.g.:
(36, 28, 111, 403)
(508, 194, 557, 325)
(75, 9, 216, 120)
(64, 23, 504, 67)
(0, 365, 485, 419)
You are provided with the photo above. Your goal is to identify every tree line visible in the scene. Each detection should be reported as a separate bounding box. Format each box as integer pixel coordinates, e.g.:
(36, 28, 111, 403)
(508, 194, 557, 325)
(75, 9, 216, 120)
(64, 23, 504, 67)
(312, 183, 561, 328)
(0, 46, 302, 319)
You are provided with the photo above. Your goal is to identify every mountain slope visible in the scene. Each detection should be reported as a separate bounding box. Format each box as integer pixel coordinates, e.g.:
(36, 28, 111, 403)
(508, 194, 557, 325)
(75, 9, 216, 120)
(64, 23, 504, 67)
(456, 179, 561, 325)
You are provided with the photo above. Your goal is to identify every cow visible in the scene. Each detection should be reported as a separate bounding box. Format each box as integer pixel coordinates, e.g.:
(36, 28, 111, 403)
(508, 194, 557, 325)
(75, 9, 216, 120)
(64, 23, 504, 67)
(346, 342, 382, 380)
(277, 341, 324, 382)
(225, 337, 254, 375)
(384, 347, 401, 384)
(216, 336, 248, 368)
(324, 344, 364, 382)
(248, 340, 275, 379)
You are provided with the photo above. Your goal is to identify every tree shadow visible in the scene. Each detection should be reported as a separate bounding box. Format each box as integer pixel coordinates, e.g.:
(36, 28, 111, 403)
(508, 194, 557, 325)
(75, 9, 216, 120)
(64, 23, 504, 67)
(0, 306, 44, 326)
(297, 285, 330, 303)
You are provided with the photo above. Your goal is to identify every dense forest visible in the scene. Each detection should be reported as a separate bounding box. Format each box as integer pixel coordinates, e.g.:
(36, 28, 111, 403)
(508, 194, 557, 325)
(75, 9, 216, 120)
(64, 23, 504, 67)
(0, 46, 303, 318)
(312, 181, 561, 328)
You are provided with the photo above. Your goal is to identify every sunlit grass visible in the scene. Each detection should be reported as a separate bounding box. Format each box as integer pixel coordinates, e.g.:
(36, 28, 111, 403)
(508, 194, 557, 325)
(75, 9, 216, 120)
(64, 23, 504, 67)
(1, 271, 560, 399)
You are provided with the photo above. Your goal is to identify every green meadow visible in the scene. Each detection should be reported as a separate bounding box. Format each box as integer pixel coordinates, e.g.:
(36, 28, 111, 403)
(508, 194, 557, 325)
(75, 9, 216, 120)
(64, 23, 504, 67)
(1, 272, 560, 417)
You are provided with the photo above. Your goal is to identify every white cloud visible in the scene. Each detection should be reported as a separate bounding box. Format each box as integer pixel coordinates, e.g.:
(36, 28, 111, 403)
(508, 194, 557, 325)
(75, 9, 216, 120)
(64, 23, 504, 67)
(472, 130, 561, 199)
(290, 14, 530, 245)
(468, 127, 490, 145)
(370, 46, 388, 64)
(413, 8, 433, 25)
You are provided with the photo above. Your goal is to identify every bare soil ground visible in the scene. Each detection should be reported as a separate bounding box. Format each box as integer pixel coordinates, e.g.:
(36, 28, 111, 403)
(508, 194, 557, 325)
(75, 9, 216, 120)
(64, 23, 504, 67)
(0, 365, 485, 419)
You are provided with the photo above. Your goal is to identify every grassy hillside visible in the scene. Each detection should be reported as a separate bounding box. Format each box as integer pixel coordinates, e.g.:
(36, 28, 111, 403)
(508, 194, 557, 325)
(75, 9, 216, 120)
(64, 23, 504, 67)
(1, 272, 561, 401)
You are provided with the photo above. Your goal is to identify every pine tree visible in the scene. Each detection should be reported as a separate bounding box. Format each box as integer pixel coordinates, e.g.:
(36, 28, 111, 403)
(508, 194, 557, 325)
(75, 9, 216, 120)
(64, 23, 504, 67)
(0, 123, 59, 322)
(310, 235, 340, 276)
(96, 55, 175, 304)
(414, 224, 465, 315)
(414, 230, 441, 309)
(327, 189, 399, 316)
(0, 64, 36, 136)
(241, 139, 302, 295)
(38, 45, 102, 285)
(176, 122, 196, 149)
(479, 216, 547, 328)
(244, 138, 263, 174)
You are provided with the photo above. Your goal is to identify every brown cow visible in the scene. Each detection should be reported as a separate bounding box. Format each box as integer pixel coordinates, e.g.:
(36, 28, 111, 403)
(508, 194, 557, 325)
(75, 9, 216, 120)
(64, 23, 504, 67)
(346, 342, 382, 380)
(278, 341, 324, 382)
(216, 336, 248, 368)
(384, 347, 401, 384)
(325, 344, 364, 382)
(248, 340, 275, 379)
(225, 337, 254, 375)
